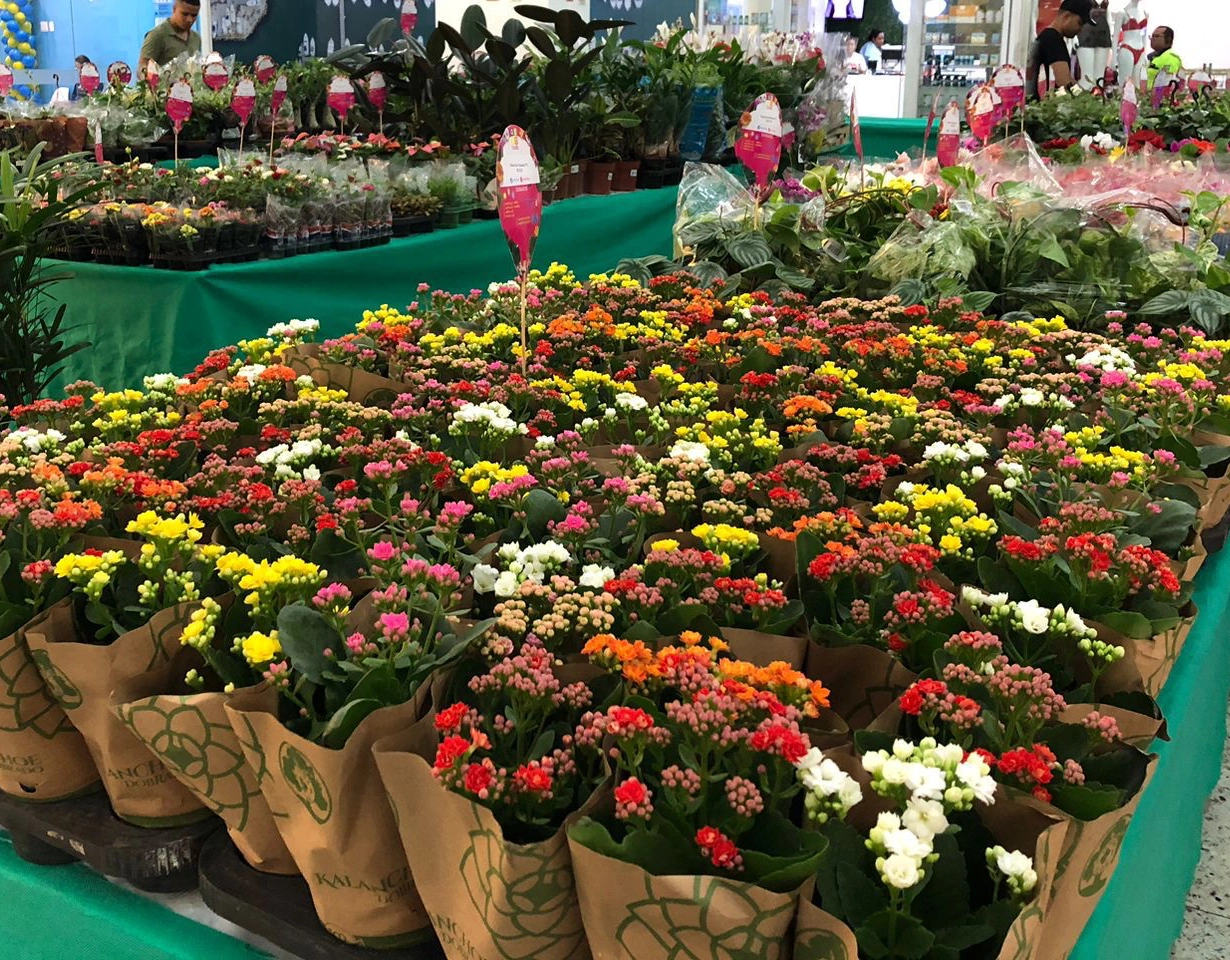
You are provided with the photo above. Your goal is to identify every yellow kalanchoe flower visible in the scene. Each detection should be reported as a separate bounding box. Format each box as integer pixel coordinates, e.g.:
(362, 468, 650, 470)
(239, 630, 282, 666)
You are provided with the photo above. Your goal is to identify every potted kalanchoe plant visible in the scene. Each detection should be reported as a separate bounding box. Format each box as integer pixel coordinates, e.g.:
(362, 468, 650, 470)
(26, 511, 222, 825)
(374, 639, 611, 960)
(223, 536, 492, 946)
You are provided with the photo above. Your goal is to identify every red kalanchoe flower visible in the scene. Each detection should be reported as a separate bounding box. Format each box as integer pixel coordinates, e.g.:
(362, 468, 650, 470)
(434, 702, 469, 733)
(433, 735, 471, 772)
(695, 826, 744, 871)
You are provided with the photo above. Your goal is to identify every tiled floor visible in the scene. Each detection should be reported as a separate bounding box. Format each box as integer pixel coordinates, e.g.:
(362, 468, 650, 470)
(1171, 699, 1230, 958)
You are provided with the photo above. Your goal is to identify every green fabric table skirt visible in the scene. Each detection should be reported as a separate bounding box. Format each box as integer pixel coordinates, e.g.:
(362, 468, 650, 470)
(837, 117, 928, 161)
(1, 547, 1227, 958)
(46, 187, 678, 393)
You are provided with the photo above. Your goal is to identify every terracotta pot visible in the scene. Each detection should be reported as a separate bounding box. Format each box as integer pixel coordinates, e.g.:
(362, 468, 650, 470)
(611, 159, 640, 192)
(584, 161, 615, 195)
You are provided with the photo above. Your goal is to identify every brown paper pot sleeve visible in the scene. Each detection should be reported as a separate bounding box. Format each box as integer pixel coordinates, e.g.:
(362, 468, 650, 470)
(804, 643, 918, 730)
(114, 675, 297, 875)
(223, 690, 431, 947)
(373, 720, 595, 960)
(569, 837, 804, 960)
(0, 607, 100, 800)
(1003, 755, 1158, 959)
(24, 601, 210, 826)
(1095, 603, 1197, 698)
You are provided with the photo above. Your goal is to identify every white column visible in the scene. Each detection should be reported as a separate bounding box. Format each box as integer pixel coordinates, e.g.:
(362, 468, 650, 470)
(902, 0, 925, 118)
(1006, 0, 1035, 68)
(198, 0, 214, 55)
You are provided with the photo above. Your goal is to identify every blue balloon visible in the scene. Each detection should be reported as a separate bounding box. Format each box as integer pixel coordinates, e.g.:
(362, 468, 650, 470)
(19, 2, 30, 12)
(14, 29, 24, 41)
(16, 84, 29, 94)
(21, 55, 32, 67)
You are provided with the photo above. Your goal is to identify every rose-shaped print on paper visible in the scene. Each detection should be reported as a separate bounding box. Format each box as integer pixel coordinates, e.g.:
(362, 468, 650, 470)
(0, 636, 77, 736)
(794, 930, 851, 960)
(279, 741, 332, 824)
(120, 697, 259, 828)
(28, 648, 83, 710)
(1078, 817, 1129, 897)
(616, 876, 796, 960)
(460, 824, 585, 959)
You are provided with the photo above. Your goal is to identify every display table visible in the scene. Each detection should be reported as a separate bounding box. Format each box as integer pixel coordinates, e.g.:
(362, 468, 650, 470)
(1, 545, 1226, 959)
(45, 187, 679, 392)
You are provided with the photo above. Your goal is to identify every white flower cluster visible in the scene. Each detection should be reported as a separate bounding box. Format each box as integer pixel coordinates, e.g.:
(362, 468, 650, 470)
(992, 389, 1074, 412)
(963, 588, 1099, 644)
(793, 748, 863, 824)
(7, 427, 66, 453)
(472, 540, 573, 597)
(987, 845, 1038, 897)
(254, 438, 327, 480)
(860, 738, 1000, 892)
(578, 563, 615, 589)
(668, 440, 710, 463)
(1067, 344, 1135, 373)
(614, 392, 649, 413)
(449, 401, 526, 439)
(922, 439, 989, 466)
(1080, 132, 1120, 153)
(863, 738, 997, 812)
(142, 373, 188, 393)
(266, 318, 320, 339)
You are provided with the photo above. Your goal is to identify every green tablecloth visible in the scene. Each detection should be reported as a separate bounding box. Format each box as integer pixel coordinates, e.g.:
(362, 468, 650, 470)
(838, 117, 928, 161)
(2, 546, 1227, 959)
(47, 187, 678, 392)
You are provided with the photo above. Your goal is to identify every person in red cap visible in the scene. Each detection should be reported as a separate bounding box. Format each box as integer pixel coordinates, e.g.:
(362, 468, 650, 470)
(1027, 0, 1097, 99)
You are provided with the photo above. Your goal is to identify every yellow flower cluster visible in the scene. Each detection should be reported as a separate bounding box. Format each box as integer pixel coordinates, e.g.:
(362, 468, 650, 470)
(692, 523, 760, 560)
(460, 461, 530, 497)
(54, 549, 128, 601)
(180, 596, 222, 652)
(126, 511, 205, 544)
(239, 630, 283, 666)
(358, 304, 412, 331)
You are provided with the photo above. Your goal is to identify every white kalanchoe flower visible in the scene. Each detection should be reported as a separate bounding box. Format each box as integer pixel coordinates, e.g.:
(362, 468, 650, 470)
(795, 748, 863, 824)
(668, 440, 711, 463)
(579, 564, 615, 589)
(614, 393, 649, 412)
(879, 853, 923, 890)
(1015, 599, 1051, 635)
(987, 845, 1038, 897)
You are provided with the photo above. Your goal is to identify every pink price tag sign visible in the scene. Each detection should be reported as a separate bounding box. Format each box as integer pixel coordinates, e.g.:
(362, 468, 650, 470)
(401, 0, 418, 35)
(993, 64, 1025, 118)
(166, 80, 194, 133)
(108, 61, 132, 88)
(496, 125, 543, 272)
(203, 62, 230, 92)
(146, 60, 161, 90)
(367, 71, 388, 112)
(327, 76, 356, 119)
(232, 78, 257, 125)
(937, 100, 962, 167)
(0, 64, 12, 97)
(78, 62, 101, 95)
(734, 93, 783, 188)
(254, 56, 276, 84)
(1189, 71, 1214, 94)
(1121, 79, 1138, 139)
(967, 85, 997, 143)
(271, 74, 288, 114)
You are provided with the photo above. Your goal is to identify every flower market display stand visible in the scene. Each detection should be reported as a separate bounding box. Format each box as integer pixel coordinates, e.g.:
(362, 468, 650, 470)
(0, 789, 219, 894)
(1, 547, 1227, 958)
(46, 187, 679, 394)
(198, 834, 443, 960)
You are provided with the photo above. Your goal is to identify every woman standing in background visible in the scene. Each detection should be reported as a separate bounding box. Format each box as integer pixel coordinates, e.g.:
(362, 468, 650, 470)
(860, 30, 885, 73)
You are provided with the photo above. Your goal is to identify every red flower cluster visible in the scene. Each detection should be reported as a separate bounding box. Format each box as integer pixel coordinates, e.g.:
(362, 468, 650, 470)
(695, 826, 743, 871)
